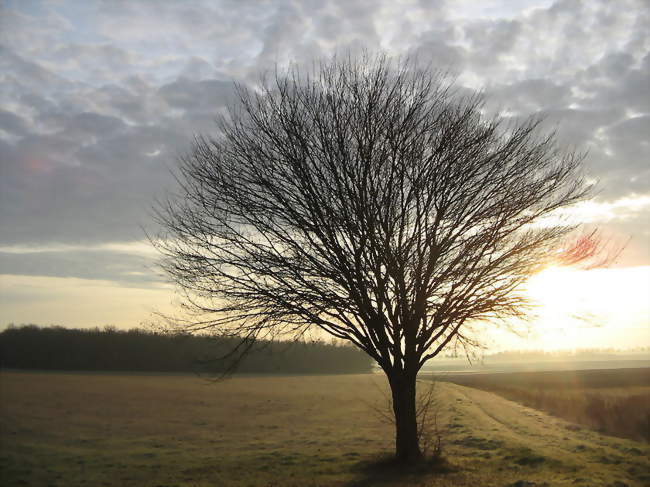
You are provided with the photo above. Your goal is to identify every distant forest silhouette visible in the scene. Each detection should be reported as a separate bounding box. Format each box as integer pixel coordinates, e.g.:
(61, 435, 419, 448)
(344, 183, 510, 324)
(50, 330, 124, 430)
(0, 325, 373, 374)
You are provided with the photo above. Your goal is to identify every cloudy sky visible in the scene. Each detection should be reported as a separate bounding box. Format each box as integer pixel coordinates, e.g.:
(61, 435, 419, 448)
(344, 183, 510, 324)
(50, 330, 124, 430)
(0, 0, 648, 350)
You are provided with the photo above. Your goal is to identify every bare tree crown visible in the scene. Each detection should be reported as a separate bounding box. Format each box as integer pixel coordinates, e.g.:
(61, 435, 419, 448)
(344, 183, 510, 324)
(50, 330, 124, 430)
(155, 55, 592, 376)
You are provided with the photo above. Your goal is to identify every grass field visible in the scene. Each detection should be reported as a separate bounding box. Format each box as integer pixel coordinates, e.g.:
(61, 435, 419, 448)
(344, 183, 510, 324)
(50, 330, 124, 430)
(1, 371, 649, 486)
(433, 368, 650, 443)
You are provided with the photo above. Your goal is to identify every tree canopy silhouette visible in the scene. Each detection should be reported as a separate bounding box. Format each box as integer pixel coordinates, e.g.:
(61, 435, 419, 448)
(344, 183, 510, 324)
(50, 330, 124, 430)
(153, 54, 601, 462)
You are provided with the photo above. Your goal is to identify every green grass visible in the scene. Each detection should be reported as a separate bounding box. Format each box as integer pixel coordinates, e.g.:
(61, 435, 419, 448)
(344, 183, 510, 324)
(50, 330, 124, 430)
(1, 371, 648, 486)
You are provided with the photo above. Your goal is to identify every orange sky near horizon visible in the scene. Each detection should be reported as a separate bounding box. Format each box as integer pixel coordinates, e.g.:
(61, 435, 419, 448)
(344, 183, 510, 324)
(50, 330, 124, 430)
(1, 264, 648, 352)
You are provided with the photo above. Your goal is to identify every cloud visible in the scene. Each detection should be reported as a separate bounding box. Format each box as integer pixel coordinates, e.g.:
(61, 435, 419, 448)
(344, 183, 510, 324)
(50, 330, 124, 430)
(158, 78, 236, 113)
(0, 248, 160, 286)
(0, 109, 29, 137)
(0, 0, 648, 291)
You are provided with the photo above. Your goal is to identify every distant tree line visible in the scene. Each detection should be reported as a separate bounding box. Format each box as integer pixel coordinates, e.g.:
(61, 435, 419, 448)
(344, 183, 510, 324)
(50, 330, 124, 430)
(440, 348, 650, 360)
(486, 349, 650, 360)
(0, 325, 374, 374)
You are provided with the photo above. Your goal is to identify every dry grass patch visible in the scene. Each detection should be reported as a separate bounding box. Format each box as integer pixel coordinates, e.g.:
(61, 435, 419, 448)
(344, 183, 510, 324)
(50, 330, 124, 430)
(435, 368, 650, 442)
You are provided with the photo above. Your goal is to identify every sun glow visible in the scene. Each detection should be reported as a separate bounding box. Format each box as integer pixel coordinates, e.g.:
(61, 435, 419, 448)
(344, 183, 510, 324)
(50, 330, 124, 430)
(519, 266, 650, 350)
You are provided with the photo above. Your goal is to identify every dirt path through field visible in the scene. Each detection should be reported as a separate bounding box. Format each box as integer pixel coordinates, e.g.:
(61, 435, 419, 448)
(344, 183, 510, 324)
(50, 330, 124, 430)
(435, 381, 650, 487)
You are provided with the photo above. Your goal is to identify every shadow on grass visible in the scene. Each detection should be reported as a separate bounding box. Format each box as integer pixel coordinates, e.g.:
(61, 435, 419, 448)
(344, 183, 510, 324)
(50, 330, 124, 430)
(346, 453, 455, 486)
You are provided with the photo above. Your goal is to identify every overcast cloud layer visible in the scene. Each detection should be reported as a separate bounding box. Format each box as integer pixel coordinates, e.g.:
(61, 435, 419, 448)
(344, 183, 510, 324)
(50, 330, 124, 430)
(1, 0, 649, 288)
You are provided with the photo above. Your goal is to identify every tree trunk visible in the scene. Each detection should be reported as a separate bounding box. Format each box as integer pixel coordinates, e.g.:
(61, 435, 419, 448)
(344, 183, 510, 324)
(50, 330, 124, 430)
(389, 370, 422, 463)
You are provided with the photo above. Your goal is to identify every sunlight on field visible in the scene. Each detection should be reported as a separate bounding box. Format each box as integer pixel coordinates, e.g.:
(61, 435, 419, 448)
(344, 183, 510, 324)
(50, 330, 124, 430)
(522, 266, 650, 350)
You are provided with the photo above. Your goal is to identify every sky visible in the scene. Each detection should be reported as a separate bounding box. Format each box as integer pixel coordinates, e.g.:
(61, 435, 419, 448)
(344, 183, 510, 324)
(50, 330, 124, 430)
(0, 0, 648, 351)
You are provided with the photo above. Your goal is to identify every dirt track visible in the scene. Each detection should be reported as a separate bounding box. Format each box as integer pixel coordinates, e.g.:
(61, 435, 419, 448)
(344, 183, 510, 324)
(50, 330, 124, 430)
(435, 381, 650, 487)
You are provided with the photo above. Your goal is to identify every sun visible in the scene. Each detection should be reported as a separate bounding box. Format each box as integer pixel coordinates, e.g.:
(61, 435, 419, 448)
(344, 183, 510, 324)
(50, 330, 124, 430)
(526, 266, 578, 311)
(520, 265, 650, 350)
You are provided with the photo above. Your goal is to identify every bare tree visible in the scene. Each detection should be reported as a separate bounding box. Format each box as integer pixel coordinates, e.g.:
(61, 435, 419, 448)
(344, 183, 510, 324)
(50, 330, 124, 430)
(153, 54, 602, 462)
